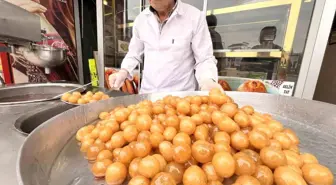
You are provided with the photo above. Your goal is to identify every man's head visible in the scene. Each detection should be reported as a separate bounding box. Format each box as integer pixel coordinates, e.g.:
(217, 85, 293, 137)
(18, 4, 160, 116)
(206, 15, 218, 29)
(259, 26, 277, 43)
(149, 0, 175, 13)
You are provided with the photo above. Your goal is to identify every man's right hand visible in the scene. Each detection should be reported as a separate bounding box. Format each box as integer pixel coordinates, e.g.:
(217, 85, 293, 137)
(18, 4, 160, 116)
(108, 69, 129, 90)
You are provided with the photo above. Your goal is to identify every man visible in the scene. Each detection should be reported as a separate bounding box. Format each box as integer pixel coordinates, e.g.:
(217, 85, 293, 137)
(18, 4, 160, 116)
(109, 0, 222, 93)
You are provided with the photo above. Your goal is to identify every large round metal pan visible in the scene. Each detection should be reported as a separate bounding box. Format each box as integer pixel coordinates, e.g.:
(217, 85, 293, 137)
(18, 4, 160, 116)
(17, 92, 336, 185)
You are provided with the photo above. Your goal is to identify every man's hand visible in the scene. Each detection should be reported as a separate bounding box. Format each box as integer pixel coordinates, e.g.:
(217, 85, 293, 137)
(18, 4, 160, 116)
(199, 79, 224, 92)
(108, 69, 128, 90)
(5, 0, 47, 13)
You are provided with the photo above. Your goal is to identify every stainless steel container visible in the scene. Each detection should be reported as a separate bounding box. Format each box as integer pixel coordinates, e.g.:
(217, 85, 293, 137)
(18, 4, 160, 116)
(0, 83, 84, 105)
(17, 92, 336, 185)
(23, 45, 67, 68)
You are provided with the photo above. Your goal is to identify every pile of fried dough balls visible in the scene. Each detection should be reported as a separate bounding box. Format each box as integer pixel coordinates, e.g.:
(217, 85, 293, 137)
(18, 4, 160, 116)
(76, 89, 334, 185)
(61, 91, 110, 105)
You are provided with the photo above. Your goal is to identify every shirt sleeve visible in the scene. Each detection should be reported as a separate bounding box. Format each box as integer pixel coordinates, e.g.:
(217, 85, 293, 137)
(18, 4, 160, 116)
(192, 14, 219, 83)
(120, 18, 144, 77)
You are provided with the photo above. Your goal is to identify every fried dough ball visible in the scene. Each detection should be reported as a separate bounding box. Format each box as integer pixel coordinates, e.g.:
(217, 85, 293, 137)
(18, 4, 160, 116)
(194, 124, 209, 141)
(260, 147, 287, 169)
(302, 163, 334, 185)
(137, 131, 151, 141)
(176, 100, 191, 115)
(283, 150, 303, 168)
(231, 131, 249, 150)
(274, 166, 307, 185)
(214, 141, 231, 153)
(150, 122, 165, 134)
(191, 114, 204, 126)
(86, 143, 106, 161)
(273, 132, 292, 150)
(241, 106, 254, 115)
(138, 156, 161, 178)
(234, 152, 256, 176)
(110, 131, 126, 149)
(153, 154, 167, 172)
(253, 124, 273, 139)
(253, 165, 273, 185)
(214, 131, 230, 144)
(235, 175, 260, 185)
(283, 128, 300, 145)
(129, 157, 142, 178)
(115, 109, 128, 123)
(208, 180, 224, 185)
(163, 127, 177, 141)
(173, 132, 191, 145)
(202, 162, 223, 182)
(61, 92, 71, 101)
(216, 115, 239, 134)
(105, 162, 127, 185)
(129, 175, 150, 185)
(234, 112, 251, 128)
(123, 125, 139, 142)
(150, 132, 165, 148)
(191, 140, 215, 163)
(165, 162, 185, 184)
(136, 114, 152, 131)
(68, 95, 79, 104)
(267, 120, 284, 133)
(151, 172, 176, 185)
(99, 127, 114, 142)
(166, 115, 180, 129)
(212, 152, 235, 178)
(97, 150, 113, 161)
(241, 149, 262, 165)
(300, 153, 319, 164)
(118, 146, 134, 164)
(268, 139, 282, 150)
(248, 130, 269, 149)
(91, 159, 113, 177)
(183, 165, 207, 185)
(180, 118, 196, 135)
(220, 103, 238, 118)
(159, 141, 174, 162)
(173, 143, 192, 164)
(133, 140, 152, 158)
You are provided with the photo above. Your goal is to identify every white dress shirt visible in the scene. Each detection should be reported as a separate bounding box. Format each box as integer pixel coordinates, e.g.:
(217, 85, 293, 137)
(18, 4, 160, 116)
(121, 0, 218, 94)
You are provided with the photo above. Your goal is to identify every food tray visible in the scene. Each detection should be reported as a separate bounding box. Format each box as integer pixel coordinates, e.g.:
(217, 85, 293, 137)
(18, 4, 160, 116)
(17, 92, 336, 185)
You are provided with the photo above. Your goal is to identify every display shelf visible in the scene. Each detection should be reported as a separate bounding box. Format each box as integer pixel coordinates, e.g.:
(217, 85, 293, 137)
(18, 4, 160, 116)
(214, 49, 282, 58)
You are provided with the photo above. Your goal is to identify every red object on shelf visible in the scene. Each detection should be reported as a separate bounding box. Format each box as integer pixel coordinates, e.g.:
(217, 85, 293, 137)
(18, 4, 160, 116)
(0, 43, 14, 84)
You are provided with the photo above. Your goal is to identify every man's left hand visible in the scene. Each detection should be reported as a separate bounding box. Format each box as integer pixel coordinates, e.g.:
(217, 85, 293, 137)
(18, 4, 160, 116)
(199, 79, 224, 92)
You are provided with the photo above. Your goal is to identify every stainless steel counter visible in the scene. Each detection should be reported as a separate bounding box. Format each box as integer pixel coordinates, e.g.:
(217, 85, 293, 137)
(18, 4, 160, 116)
(0, 101, 61, 185)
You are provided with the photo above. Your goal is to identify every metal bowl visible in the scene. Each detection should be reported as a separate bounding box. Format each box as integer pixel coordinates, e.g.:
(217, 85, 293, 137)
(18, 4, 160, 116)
(23, 45, 66, 68)
(17, 92, 336, 185)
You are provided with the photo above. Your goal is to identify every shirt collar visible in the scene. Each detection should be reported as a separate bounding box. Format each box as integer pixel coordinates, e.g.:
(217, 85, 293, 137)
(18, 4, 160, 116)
(145, 0, 183, 16)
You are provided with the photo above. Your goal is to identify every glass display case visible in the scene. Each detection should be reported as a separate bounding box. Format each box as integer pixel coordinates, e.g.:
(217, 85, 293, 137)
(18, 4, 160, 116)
(97, 0, 325, 96)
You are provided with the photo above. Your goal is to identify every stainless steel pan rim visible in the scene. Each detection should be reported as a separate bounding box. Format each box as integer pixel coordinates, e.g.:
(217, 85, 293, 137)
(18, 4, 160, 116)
(16, 91, 336, 185)
(0, 83, 85, 105)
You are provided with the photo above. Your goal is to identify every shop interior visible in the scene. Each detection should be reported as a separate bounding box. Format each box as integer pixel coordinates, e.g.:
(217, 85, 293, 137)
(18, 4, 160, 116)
(0, 1, 336, 185)
(314, 12, 336, 104)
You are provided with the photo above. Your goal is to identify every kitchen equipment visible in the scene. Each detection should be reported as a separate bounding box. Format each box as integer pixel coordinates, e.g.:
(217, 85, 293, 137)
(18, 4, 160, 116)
(17, 91, 336, 185)
(0, 83, 85, 105)
(22, 45, 67, 74)
(0, 1, 40, 47)
(0, 1, 68, 74)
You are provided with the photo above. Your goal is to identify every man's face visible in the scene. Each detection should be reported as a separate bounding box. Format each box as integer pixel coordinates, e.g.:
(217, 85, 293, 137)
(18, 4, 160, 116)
(149, 0, 172, 12)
